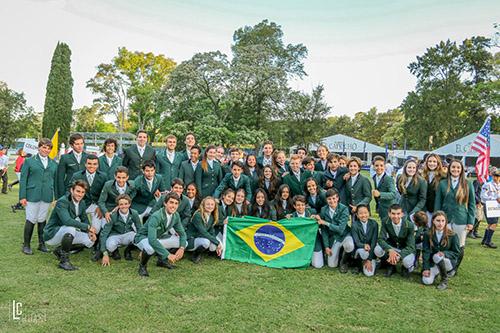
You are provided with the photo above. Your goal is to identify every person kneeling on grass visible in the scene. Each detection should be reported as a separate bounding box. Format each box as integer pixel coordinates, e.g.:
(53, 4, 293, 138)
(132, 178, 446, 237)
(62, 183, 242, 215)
(374, 204, 416, 278)
(133, 192, 186, 277)
(186, 196, 223, 263)
(43, 180, 97, 271)
(351, 204, 379, 277)
(422, 211, 460, 290)
(100, 194, 142, 266)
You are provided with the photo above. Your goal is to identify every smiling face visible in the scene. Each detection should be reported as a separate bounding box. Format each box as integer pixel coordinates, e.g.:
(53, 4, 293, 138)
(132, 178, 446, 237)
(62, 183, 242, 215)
(246, 155, 257, 168)
(186, 184, 197, 199)
(426, 156, 438, 171)
(166, 137, 177, 151)
(203, 198, 216, 213)
(72, 139, 84, 154)
(306, 180, 317, 195)
(85, 158, 99, 174)
(216, 147, 224, 160)
(185, 134, 195, 148)
(263, 167, 273, 179)
(255, 191, 266, 206)
(164, 198, 179, 214)
(117, 198, 131, 214)
(222, 191, 235, 206)
(136, 133, 147, 147)
(280, 187, 290, 200)
(356, 206, 369, 222)
(405, 161, 417, 177)
(389, 208, 403, 224)
(71, 185, 86, 203)
(373, 160, 385, 175)
(328, 158, 339, 171)
(263, 144, 273, 157)
(294, 201, 306, 214)
(276, 152, 286, 165)
(449, 161, 462, 178)
(38, 144, 52, 157)
(289, 159, 300, 173)
(105, 142, 116, 155)
(115, 172, 129, 187)
(235, 190, 245, 204)
(304, 161, 315, 172)
(326, 194, 339, 208)
(190, 148, 200, 162)
(348, 161, 360, 176)
(317, 146, 328, 160)
(206, 148, 216, 160)
(172, 183, 184, 196)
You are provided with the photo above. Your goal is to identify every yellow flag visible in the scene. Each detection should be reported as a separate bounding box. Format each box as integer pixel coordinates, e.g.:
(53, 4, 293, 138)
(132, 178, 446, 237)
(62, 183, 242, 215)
(48, 128, 59, 159)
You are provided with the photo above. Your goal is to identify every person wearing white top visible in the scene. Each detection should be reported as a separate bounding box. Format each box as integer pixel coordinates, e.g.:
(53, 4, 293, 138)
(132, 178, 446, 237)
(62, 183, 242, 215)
(480, 170, 500, 248)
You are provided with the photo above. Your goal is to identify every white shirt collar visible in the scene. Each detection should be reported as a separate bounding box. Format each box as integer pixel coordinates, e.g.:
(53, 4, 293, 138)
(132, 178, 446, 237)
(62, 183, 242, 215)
(119, 211, 129, 221)
(351, 173, 359, 183)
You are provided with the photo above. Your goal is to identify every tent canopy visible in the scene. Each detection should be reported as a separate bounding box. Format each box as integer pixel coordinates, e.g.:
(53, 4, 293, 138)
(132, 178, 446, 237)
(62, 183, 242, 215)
(432, 133, 500, 157)
(310, 134, 385, 153)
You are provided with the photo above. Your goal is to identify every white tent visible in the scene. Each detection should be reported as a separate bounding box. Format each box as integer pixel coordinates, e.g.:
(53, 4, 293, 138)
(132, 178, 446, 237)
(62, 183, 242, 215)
(310, 134, 385, 154)
(432, 133, 500, 157)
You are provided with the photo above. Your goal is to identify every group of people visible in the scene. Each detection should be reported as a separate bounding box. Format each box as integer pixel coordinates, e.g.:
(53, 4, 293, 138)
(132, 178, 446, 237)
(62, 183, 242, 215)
(14, 131, 499, 289)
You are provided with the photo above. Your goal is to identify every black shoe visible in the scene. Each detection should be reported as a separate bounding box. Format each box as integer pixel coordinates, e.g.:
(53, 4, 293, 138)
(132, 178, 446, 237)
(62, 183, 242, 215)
(400, 268, 411, 278)
(22, 221, 35, 254)
(53, 247, 63, 260)
(467, 232, 476, 239)
(111, 249, 121, 260)
(124, 245, 134, 261)
(22, 245, 33, 255)
(385, 265, 395, 277)
(38, 243, 48, 253)
(485, 242, 497, 249)
(473, 231, 481, 238)
(351, 266, 360, 274)
(191, 249, 204, 264)
(92, 250, 102, 262)
(156, 257, 176, 269)
(11, 205, 16, 213)
(58, 255, 78, 271)
(138, 251, 151, 277)
(436, 260, 448, 290)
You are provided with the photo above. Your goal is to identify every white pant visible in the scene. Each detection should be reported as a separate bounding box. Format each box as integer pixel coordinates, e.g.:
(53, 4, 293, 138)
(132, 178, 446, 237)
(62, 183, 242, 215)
(422, 253, 454, 285)
(86, 204, 106, 233)
(106, 232, 136, 252)
(449, 223, 467, 247)
(46, 226, 94, 248)
(354, 248, 377, 277)
(311, 251, 324, 268)
(327, 236, 354, 268)
(136, 235, 188, 255)
(26, 201, 51, 223)
(374, 245, 415, 270)
(187, 237, 222, 252)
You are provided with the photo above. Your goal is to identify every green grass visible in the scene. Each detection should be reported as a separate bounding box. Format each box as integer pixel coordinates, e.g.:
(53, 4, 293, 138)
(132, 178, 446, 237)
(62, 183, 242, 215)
(1, 169, 499, 332)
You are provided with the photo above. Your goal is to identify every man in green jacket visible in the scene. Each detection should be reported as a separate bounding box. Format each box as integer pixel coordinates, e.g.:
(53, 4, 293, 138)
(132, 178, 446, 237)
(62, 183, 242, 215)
(98, 138, 122, 181)
(98, 166, 137, 223)
(132, 160, 165, 221)
(372, 156, 397, 223)
(374, 204, 416, 277)
(156, 134, 183, 190)
(282, 154, 312, 197)
(178, 144, 202, 191)
(214, 161, 253, 202)
(19, 138, 58, 255)
(44, 180, 97, 270)
(55, 133, 88, 198)
(122, 130, 156, 180)
(134, 192, 187, 277)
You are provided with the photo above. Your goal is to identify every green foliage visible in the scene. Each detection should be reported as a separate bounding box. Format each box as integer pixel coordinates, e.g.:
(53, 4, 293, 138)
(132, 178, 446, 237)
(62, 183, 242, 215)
(0, 82, 39, 146)
(42, 42, 73, 143)
(73, 105, 116, 133)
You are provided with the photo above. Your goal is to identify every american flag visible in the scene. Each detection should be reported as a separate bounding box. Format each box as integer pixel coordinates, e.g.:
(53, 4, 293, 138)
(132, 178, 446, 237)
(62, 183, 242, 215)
(471, 116, 491, 183)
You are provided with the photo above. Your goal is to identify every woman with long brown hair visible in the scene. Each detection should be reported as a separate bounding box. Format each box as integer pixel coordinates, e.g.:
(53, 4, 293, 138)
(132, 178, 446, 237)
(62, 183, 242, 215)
(200, 145, 224, 198)
(397, 159, 427, 218)
(422, 153, 446, 225)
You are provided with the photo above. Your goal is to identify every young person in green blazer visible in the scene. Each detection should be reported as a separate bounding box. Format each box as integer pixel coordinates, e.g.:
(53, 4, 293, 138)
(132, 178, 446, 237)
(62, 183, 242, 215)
(132, 160, 165, 221)
(168, 178, 195, 228)
(250, 188, 277, 220)
(55, 133, 88, 198)
(296, 147, 308, 167)
(134, 192, 187, 277)
(178, 144, 202, 192)
(302, 157, 323, 187)
(122, 130, 156, 180)
(98, 166, 137, 223)
(244, 154, 260, 194)
(317, 189, 354, 272)
(257, 141, 274, 168)
(396, 159, 427, 218)
(258, 165, 281, 200)
(314, 144, 329, 172)
(68, 154, 108, 236)
(374, 204, 416, 277)
(304, 178, 327, 213)
(156, 134, 183, 190)
(272, 184, 294, 220)
(44, 180, 97, 271)
(216, 188, 235, 237)
(321, 153, 349, 204)
(100, 194, 142, 266)
(19, 138, 58, 255)
(282, 154, 312, 197)
(371, 156, 397, 223)
(98, 138, 123, 181)
(288, 195, 316, 218)
(178, 133, 197, 162)
(223, 148, 243, 175)
(345, 157, 372, 217)
(272, 150, 289, 177)
(229, 188, 250, 217)
(422, 153, 446, 223)
(185, 182, 201, 215)
(186, 196, 223, 263)
(434, 159, 475, 272)
(214, 161, 253, 202)
(351, 205, 379, 277)
(422, 211, 461, 290)
(200, 145, 224, 198)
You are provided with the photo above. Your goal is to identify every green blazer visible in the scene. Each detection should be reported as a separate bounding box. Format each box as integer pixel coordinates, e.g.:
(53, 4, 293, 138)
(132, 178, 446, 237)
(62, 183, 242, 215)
(272, 199, 294, 220)
(319, 203, 350, 247)
(321, 167, 349, 205)
(257, 155, 273, 169)
(306, 190, 327, 213)
(99, 209, 142, 253)
(68, 170, 108, 207)
(346, 174, 372, 211)
(282, 170, 312, 197)
(398, 177, 428, 216)
(378, 217, 416, 259)
(214, 173, 253, 201)
(315, 159, 328, 172)
(372, 173, 397, 222)
(98, 154, 123, 181)
(422, 231, 460, 270)
(201, 161, 224, 198)
(132, 174, 165, 214)
(156, 150, 183, 189)
(98, 180, 137, 214)
(186, 211, 220, 246)
(178, 160, 202, 191)
(56, 151, 88, 198)
(251, 205, 277, 220)
(134, 209, 186, 260)
(151, 193, 192, 228)
(43, 194, 90, 241)
(19, 154, 57, 203)
(245, 168, 260, 194)
(291, 208, 316, 218)
(122, 145, 156, 180)
(351, 219, 379, 260)
(434, 179, 476, 226)
(178, 149, 191, 162)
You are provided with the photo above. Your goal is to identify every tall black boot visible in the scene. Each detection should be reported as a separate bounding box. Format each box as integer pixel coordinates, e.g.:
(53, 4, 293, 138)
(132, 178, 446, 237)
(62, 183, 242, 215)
(484, 229, 497, 249)
(22, 221, 35, 255)
(455, 247, 465, 273)
(138, 251, 151, 277)
(37, 222, 48, 252)
(472, 219, 481, 238)
(59, 233, 78, 271)
(91, 239, 102, 262)
(191, 247, 206, 264)
(481, 229, 490, 246)
(339, 250, 350, 274)
(124, 244, 135, 261)
(436, 260, 449, 290)
(414, 249, 421, 270)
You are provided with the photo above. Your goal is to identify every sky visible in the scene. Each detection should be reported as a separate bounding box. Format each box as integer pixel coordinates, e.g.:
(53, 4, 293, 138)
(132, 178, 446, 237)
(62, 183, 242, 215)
(0, 0, 498, 118)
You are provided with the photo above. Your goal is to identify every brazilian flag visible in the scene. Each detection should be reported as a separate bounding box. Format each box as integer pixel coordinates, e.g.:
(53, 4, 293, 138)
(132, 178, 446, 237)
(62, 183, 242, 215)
(222, 216, 319, 269)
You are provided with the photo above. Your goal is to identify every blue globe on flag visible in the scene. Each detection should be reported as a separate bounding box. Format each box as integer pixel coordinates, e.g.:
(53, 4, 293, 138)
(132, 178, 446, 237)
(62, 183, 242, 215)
(253, 225, 286, 255)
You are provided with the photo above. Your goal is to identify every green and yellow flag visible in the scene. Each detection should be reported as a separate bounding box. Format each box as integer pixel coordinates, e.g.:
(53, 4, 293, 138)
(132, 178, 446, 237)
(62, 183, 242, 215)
(222, 216, 318, 269)
(48, 128, 59, 159)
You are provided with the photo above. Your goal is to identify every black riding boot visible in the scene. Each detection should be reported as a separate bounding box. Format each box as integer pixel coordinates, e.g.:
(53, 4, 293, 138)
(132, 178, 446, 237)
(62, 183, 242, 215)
(436, 260, 449, 290)
(22, 221, 35, 255)
(59, 233, 78, 271)
(454, 247, 465, 274)
(339, 250, 350, 274)
(138, 251, 151, 277)
(37, 222, 48, 252)
(124, 244, 135, 261)
(191, 247, 206, 264)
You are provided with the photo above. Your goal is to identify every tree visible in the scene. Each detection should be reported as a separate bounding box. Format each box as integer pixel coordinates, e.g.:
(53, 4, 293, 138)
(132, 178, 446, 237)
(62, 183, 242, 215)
(0, 82, 38, 146)
(73, 105, 116, 133)
(42, 42, 73, 142)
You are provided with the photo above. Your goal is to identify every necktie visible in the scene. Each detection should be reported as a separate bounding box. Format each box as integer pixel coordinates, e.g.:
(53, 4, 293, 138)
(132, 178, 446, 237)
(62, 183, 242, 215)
(88, 174, 94, 186)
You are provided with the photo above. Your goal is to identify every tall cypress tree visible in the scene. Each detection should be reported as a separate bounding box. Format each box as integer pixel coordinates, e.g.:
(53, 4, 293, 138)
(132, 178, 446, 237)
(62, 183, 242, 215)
(42, 42, 74, 143)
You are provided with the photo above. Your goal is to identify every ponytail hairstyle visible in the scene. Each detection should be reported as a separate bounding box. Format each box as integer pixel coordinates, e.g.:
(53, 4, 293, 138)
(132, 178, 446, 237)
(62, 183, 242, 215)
(201, 145, 216, 172)
(198, 196, 219, 226)
(423, 153, 445, 190)
(397, 159, 420, 195)
(429, 211, 454, 247)
(446, 159, 469, 205)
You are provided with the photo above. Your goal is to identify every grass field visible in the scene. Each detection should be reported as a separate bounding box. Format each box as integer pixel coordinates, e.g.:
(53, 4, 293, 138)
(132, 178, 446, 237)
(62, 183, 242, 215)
(1, 169, 499, 332)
